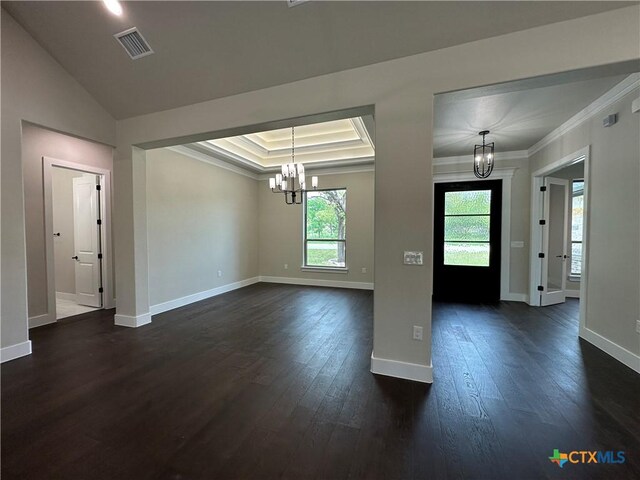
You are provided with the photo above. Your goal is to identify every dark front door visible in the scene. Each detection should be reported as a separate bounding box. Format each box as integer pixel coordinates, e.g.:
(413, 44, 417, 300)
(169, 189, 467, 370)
(433, 180, 502, 302)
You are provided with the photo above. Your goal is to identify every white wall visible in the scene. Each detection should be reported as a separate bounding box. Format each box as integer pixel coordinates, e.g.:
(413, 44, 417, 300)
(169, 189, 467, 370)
(259, 170, 374, 287)
(52, 168, 88, 295)
(1, 10, 115, 355)
(113, 6, 639, 381)
(530, 87, 640, 360)
(146, 148, 259, 308)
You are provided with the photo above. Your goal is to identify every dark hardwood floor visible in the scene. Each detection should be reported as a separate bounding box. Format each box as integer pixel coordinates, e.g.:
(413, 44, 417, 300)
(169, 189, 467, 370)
(2, 283, 639, 479)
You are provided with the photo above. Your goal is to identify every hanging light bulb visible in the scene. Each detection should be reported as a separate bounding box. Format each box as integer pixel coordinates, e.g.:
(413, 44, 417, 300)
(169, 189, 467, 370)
(473, 130, 495, 179)
(267, 126, 319, 204)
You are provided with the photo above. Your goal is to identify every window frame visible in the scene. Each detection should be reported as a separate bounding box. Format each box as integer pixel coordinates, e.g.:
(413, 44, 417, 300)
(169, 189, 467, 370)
(302, 188, 347, 271)
(569, 179, 584, 279)
(443, 189, 492, 267)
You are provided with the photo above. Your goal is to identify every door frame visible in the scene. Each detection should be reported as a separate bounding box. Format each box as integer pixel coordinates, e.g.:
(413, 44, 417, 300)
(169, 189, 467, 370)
(528, 146, 590, 329)
(433, 167, 517, 301)
(39, 156, 114, 327)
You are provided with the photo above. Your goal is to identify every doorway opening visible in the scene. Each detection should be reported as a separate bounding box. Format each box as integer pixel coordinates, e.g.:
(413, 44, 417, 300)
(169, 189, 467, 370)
(433, 179, 502, 302)
(529, 147, 589, 327)
(51, 167, 102, 318)
(43, 157, 113, 324)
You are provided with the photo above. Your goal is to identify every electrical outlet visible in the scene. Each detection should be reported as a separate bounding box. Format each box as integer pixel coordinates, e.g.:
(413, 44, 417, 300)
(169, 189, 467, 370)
(636, 320, 640, 334)
(361, 267, 367, 274)
(284, 263, 288, 270)
(413, 326, 423, 341)
(217, 270, 222, 277)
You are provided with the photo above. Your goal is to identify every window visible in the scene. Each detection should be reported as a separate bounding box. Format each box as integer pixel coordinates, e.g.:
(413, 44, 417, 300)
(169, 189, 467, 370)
(304, 189, 346, 268)
(443, 190, 491, 266)
(570, 180, 584, 277)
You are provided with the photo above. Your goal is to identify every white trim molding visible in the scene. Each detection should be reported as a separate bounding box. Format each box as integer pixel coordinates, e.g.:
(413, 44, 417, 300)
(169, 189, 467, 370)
(370, 352, 433, 383)
(29, 314, 56, 329)
(114, 313, 152, 328)
(167, 145, 260, 180)
(56, 292, 76, 302)
(580, 327, 640, 374)
(502, 293, 529, 303)
(529, 73, 640, 155)
(564, 290, 580, 298)
(1, 341, 33, 363)
(259, 276, 373, 290)
(433, 150, 528, 167)
(150, 277, 260, 315)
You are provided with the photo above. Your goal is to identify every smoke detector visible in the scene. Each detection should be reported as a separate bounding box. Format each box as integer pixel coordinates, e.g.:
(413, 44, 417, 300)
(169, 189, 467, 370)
(114, 27, 154, 60)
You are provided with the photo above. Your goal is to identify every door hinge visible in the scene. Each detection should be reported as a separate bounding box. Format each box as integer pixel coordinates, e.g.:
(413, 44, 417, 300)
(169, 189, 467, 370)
(539, 219, 546, 225)
(98, 253, 103, 259)
(99, 287, 104, 293)
(96, 184, 102, 191)
(538, 252, 545, 258)
(97, 219, 102, 225)
(540, 186, 547, 192)
(537, 285, 544, 292)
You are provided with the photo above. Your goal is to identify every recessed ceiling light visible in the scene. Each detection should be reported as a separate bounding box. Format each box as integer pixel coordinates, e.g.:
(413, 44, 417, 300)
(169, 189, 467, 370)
(103, 0, 123, 16)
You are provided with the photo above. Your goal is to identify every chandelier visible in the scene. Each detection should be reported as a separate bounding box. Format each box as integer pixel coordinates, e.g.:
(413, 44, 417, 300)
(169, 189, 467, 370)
(473, 130, 495, 179)
(268, 127, 318, 204)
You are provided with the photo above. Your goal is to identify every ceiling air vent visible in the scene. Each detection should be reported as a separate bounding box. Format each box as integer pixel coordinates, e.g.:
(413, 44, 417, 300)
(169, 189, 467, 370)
(114, 27, 154, 60)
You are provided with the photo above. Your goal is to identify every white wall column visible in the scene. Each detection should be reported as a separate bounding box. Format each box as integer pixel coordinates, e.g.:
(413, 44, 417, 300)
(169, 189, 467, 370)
(114, 146, 151, 327)
(371, 88, 434, 383)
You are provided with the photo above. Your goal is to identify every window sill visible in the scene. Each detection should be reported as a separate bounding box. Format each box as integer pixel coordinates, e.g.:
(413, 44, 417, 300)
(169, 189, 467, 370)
(301, 266, 349, 274)
(568, 275, 581, 282)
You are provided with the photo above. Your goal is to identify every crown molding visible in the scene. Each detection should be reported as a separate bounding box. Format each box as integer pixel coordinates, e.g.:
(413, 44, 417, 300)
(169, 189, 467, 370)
(528, 73, 640, 156)
(166, 146, 260, 179)
(258, 160, 375, 180)
(433, 150, 528, 166)
(433, 167, 519, 183)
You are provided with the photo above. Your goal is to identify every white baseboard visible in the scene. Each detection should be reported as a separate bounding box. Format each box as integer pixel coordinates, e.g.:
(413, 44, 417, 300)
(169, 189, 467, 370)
(1, 341, 32, 363)
(149, 277, 261, 315)
(259, 275, 373, 290)
(565, 290, 580, 298)
(55, 291, 76, 302)
(501, 292, 529, 303)
(580, 326, 640, 374)
(29, 313, 56, 329)
(370, 352, 433, 383)
(114, 313, 152, 328)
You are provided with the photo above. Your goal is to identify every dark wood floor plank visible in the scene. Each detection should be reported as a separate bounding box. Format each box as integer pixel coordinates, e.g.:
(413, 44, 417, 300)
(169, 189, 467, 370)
(3, 287, 640, 480)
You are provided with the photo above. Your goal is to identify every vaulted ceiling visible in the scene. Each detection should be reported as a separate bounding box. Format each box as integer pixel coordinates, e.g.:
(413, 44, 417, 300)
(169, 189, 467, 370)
(3, 1, 633, 119)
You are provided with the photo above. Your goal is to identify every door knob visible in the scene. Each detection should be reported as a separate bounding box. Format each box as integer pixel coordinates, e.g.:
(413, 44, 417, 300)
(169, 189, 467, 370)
(71, 256, 78, 260)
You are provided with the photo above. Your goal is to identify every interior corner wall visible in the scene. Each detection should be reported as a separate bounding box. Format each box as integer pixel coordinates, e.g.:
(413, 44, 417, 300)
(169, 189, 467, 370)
(529, 87, 640, 358)
(433, 158, 531, 297)
(22, 124, 114, 319)
(145, 148, 259, 308)
(1, 9, 115, 351)
(258, 170, 374, 286)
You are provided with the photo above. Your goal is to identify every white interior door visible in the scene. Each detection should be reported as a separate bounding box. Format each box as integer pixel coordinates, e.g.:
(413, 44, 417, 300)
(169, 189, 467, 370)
(540, 177, 569, 306)
(72, 175, 102, 307)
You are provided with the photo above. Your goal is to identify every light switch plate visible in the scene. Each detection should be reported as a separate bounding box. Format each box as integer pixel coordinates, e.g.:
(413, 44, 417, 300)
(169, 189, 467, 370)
(404, 251, 424, 265)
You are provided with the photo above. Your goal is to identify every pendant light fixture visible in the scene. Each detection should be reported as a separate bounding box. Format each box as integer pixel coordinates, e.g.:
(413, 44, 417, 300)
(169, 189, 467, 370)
(268, 127, 318, 204)
(473, 130, 495, 179)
